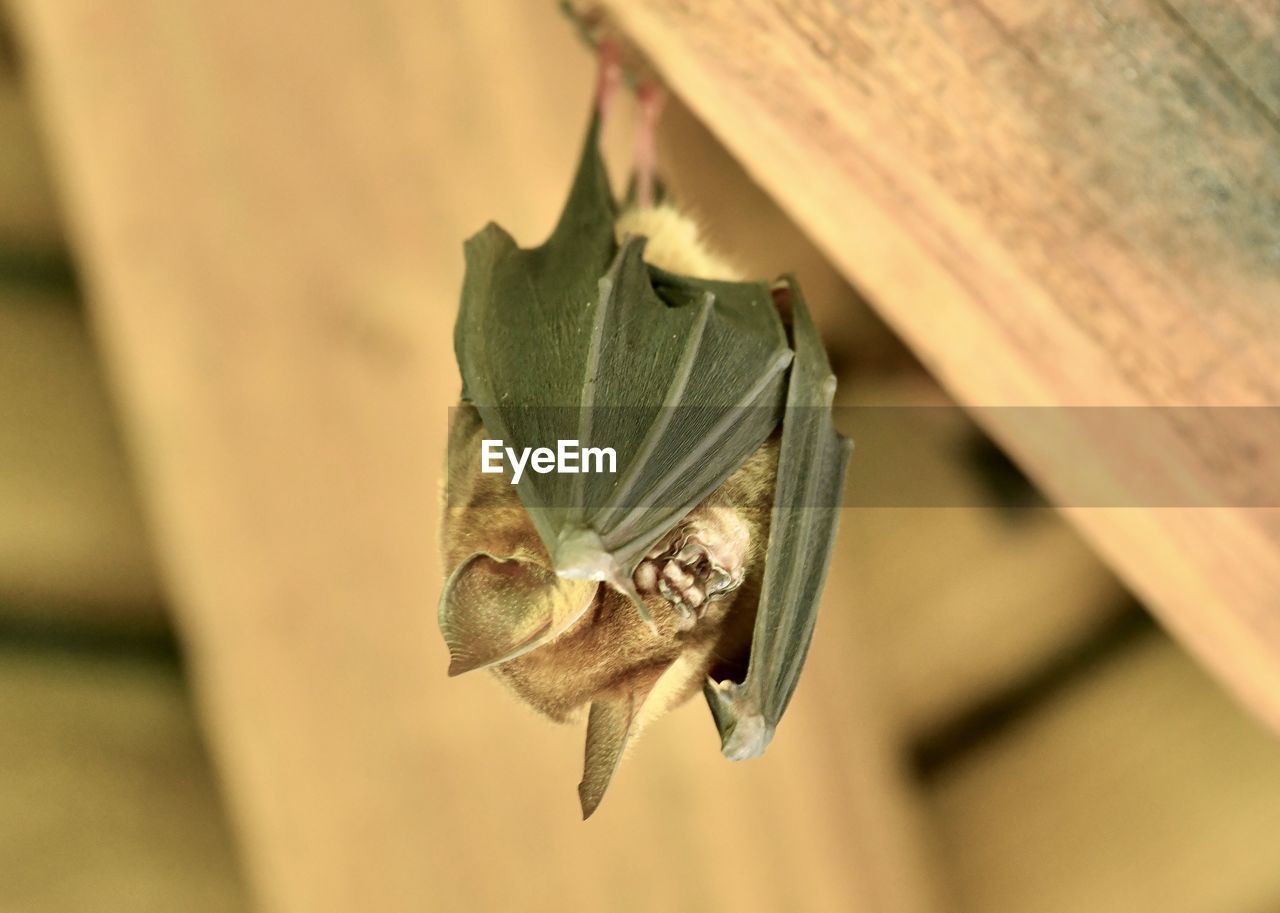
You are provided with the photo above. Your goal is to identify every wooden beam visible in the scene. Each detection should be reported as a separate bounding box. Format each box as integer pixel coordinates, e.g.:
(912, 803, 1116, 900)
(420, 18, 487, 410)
(602, 0, 1280, 732)
(0, 44, 62, 252)
(9, 3, 947, 912)
(930, 633, 1280, 913)
(0, 648, 248, 911)
(0, 289, 163, 621)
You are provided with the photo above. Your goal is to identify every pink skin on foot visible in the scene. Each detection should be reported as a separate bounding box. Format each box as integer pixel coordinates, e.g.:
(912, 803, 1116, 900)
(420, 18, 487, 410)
(595, 37, 623, 124)
(633, 82, 667, 208)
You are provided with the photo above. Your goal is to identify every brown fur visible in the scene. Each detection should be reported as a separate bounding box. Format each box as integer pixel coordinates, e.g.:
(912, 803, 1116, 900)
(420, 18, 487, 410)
(441, 403, 779, 725)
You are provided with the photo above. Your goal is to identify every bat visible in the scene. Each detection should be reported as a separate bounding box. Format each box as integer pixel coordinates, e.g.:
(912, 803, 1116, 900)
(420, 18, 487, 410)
(440, 52, 850, 818)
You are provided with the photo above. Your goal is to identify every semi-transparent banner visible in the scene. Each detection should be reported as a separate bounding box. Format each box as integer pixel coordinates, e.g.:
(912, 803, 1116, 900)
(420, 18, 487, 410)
(444, 406, 1280, 508)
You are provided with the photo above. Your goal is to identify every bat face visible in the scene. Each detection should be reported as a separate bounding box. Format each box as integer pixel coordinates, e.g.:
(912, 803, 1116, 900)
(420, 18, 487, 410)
(441, 404, 779, 729)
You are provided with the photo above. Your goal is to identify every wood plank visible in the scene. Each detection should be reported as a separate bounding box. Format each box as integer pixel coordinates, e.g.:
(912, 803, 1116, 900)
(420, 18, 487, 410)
(929, 632, 1280, 913)
(837, 505, 1126, 738)
(0, 289, 163, 621)
(0, 28, 64, 253)
(8, 3, 947, 912)
(600, 0, 1280, 732)
(0, 645, 248, 913)
(825, 375, 1128, 737)
(1160, 0, 1280, 121)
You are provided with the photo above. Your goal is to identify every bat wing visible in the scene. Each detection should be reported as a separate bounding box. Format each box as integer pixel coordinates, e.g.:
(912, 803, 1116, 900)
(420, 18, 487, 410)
(703, 277, 852, 760)
(455, 114, 792, 616)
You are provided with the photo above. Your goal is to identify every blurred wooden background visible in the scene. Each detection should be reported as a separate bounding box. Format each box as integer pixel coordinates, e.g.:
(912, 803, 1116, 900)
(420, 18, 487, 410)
(1, 2, 1278, 913)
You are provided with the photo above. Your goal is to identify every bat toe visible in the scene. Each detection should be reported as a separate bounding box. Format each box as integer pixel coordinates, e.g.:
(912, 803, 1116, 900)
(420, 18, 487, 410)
(639, 509, 749, 628)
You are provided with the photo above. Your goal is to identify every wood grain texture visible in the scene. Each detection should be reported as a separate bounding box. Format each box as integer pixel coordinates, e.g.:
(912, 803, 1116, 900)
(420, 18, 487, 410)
(7, 3, 945, 912)
(1161, 0, 1280, 119)
(601, 0, 1280, 732)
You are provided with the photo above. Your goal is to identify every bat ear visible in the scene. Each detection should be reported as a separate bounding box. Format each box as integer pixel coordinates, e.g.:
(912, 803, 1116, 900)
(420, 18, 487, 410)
(578, 693, 641, 820)
(438, 554, 597, 676)
(577, 666, 671, 819)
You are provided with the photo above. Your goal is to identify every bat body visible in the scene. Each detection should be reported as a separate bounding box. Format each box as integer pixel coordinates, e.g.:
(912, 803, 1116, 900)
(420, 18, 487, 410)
(441, 104, 850, 817)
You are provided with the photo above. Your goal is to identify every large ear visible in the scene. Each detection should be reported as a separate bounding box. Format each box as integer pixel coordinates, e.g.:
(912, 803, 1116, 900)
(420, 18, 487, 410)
(439, 554, 597, 676)
(577, 657, 681, 819)
(578, 691, 644, 820)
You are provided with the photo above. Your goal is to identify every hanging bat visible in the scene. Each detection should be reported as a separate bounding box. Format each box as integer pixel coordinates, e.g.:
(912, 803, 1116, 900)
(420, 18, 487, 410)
(440, 56, 850, 818)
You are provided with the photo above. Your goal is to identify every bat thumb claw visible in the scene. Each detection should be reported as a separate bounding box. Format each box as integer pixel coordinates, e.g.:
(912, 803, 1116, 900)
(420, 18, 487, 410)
(719, 713, 774, 761)
(703, 680, 775, 760)
(552, 527, 658, 632)
(552, 527, 614, 581)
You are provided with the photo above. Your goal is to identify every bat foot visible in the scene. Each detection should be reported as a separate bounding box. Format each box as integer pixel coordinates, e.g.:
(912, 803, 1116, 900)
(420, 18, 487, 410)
(632, 81, 666, 208)
(595, 35, 623, 124)
(633, 506, 748, 630)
